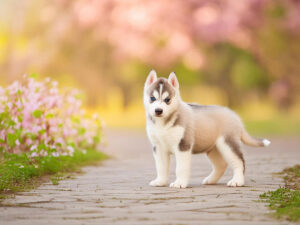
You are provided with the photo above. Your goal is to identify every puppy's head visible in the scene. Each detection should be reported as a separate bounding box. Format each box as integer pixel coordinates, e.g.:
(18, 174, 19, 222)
(144, 70, 180, 118)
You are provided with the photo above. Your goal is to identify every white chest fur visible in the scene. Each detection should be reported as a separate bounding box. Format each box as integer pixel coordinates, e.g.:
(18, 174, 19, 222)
(146, 119, 184, 153)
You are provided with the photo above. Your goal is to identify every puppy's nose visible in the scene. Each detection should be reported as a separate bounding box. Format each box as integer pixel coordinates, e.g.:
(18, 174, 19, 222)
(155, 108, 163, 116)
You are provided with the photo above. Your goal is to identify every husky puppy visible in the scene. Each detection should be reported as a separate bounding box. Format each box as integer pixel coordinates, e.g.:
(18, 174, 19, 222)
(144, 70, 270, 188)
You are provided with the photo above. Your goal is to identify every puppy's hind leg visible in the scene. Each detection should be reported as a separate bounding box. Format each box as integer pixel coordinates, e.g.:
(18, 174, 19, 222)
(202, 147, 228, 185)
(216, 136, 245, 187)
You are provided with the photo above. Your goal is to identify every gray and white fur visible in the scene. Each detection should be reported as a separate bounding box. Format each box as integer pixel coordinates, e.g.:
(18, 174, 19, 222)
(144, 70, 271, 188)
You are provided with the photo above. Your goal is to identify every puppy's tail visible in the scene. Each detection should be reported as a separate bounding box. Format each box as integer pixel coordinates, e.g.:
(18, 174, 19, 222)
(241, 129, 271, 147)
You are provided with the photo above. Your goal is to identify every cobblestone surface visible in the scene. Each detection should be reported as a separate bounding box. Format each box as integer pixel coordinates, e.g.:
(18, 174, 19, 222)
(0, 129, 299, 225)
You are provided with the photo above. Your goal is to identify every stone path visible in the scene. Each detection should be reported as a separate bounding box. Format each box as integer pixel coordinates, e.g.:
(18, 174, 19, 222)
(1, 129, 300, 225)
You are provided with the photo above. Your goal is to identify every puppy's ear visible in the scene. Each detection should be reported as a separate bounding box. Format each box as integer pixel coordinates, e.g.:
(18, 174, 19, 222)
(145, 70, 157, 87)
(168, 72, 179, 89)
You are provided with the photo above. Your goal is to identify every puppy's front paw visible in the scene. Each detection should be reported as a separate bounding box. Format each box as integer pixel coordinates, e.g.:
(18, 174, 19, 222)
(227, 178, 244, 187)
(169, 180, 188, 189)
(202, 176, 217, 185)
(149, 179, 168, 187)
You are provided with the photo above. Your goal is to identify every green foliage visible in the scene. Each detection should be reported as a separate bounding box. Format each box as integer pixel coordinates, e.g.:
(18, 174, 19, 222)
(231, 56, 267, 90)
(244, 118, 300, 135)
(283, 165, 300, 179)
(0, 149, 107, 194)
(267, 2, 286, 18)
(281, 165, 300, 190)
(51, 176, 60, 185)
(32, 110, 43, 118)
(205, 43, 268, 90)
(260, 188, 300, 222)
(6, 133, 17, 148)
(260, 165, 300, 222)
(174, 63, 201, 85)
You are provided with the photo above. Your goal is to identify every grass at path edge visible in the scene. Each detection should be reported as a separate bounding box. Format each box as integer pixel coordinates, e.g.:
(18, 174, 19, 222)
(260, 165, 300, 222)
(0, 149, 108, 199)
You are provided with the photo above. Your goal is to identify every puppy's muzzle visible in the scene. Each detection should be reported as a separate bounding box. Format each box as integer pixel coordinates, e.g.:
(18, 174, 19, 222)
(155, 108, 163, 116)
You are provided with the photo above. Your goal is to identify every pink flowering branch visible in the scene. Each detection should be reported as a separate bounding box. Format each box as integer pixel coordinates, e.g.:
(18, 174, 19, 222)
(0, 75, 103, 157)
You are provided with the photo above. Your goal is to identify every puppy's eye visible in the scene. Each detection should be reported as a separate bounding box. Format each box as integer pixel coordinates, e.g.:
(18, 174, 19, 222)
(164, 98, 170, 103)
(150, 97, 156, 102)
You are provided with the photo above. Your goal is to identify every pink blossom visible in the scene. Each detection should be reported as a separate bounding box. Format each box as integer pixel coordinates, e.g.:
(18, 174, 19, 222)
(67, 146, 74, 154)
(15, 140, 20, 146)
(31, 152, 38, 157)
(26, 139, 33, 146)
(52, 152, 59, 157)
(0, 76, 103, 157)
(30, 145, 37, 151)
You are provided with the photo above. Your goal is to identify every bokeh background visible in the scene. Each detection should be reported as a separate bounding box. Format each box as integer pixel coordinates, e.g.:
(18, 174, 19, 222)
(1, 0, 300, 134)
